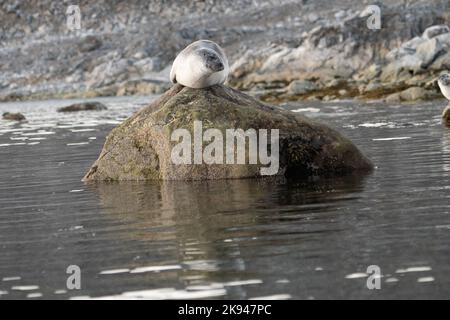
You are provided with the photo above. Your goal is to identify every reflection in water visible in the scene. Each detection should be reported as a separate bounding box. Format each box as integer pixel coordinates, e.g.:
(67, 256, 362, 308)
(85, 176, 367, 299)
(94, 176, 367, 249)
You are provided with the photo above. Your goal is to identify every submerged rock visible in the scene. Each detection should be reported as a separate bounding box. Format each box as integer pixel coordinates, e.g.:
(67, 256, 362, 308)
(83, 85, 372, 181)
(2, 112, 26, 121)
(399, 87, 431, 101)
(58, 102, 107, 113)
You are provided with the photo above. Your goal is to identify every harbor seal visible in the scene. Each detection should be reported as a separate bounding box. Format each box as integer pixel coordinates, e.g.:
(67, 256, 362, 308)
(437, 74, 450, 126)
(443, 105, 450, 126)
(438, 73, 450, 100)
(170, 40, 229, 88)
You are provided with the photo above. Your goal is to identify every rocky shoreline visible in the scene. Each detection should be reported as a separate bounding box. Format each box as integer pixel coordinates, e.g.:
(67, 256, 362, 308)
(1, 0, 450, 103)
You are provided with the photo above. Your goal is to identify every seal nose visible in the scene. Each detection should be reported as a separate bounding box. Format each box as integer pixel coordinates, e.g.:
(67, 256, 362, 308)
(215, 61, 224, 72)
(206, 58, 224, 72)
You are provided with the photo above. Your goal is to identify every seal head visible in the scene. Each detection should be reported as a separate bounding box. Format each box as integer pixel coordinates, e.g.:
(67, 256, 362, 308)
(438, 74, 450, 100)
(199, 48, 225, 72)
(170, 40, 229, 89)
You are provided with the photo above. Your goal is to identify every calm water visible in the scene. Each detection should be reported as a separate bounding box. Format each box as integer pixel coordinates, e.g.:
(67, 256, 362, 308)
(0, 95, 449, 300)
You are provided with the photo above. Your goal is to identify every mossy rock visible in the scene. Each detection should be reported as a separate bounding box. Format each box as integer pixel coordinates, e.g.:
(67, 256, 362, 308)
(83, 84, 372, 181)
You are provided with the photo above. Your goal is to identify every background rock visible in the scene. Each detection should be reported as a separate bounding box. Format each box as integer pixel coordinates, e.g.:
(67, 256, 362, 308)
(400, 87, 430, 101)
(287, 80, 318, 95)
(0, 1, 449, 101)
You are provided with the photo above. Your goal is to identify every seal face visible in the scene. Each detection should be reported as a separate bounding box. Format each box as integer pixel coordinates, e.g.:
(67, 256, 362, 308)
(170, 40, 229, 89)
(438, 74, 450, 100)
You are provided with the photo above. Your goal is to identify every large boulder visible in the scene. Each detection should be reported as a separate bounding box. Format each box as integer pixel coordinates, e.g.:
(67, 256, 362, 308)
(83, 85, 372, 181)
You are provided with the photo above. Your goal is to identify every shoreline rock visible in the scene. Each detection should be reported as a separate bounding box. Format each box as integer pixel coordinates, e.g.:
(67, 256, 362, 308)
(83, 85, 373, 181)
(116, 79, 171, 96)
(384, 86, 439, 103)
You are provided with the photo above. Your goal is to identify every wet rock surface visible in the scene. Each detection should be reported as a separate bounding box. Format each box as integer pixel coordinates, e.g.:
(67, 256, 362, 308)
(443, 104, 450, 126)
(83, 85, 373, 181)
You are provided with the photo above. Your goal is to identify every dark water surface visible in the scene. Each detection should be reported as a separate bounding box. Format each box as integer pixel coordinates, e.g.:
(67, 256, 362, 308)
(0, 96, 449, 299)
